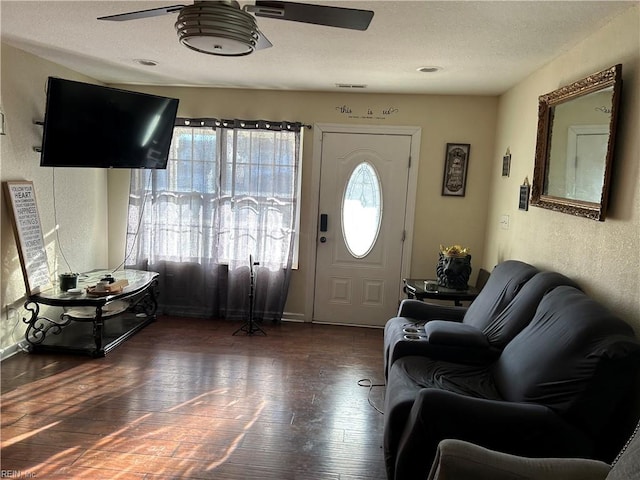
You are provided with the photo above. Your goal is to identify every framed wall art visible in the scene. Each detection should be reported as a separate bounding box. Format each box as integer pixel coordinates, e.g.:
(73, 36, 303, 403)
(442, 143, 470, 197)
(519, 177, 531, 211)
(502, 152, 511, 177)
(3, 181, 51, 294)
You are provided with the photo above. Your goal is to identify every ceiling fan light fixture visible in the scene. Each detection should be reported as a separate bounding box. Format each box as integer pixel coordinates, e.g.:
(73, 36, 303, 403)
(175, 1, 259, 56)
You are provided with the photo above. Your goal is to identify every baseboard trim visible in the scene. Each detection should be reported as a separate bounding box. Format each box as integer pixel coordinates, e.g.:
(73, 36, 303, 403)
(281, 312, 305, 323)
(311, 320, 384, 329)
(0, 341, 27, 362)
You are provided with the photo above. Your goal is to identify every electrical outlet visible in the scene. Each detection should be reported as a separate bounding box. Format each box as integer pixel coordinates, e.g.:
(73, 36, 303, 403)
(499, 215, 510, 230)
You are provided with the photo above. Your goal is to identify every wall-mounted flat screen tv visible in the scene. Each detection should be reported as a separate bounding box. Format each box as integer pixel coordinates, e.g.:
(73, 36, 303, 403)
(40, 77, 179, 169)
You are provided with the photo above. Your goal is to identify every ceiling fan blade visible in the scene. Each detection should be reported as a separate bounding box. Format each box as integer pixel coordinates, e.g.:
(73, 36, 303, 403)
(98, 4, 185, 22)
(251, 1, 374, 31)
(255, 29, 273, 51)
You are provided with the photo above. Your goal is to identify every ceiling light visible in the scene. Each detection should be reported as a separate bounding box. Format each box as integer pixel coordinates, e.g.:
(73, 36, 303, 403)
(417, 66, 441, 73)
(175, 1, 259, 56)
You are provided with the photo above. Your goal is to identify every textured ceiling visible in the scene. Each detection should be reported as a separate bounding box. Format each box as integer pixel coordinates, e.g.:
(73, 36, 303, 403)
(0, 1, 635, 95)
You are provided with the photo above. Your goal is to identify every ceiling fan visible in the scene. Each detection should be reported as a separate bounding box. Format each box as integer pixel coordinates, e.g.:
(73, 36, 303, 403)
(98, 0, 374, 57)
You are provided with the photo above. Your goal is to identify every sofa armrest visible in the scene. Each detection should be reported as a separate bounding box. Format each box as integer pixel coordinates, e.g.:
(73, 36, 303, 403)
(397, 299, 466, 321)
(428, 439, 611, 480)
(424, 321, 489, 348)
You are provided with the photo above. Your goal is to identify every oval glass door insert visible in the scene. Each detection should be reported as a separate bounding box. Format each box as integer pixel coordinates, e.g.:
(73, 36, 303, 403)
(342, 161, 382, 258)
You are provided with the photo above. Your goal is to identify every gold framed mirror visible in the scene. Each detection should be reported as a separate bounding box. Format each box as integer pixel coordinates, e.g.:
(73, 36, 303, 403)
(531, 64, 622, 221)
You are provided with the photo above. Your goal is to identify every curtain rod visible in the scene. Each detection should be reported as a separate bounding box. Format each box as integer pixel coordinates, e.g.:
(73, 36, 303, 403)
(176, 117, 312, 130)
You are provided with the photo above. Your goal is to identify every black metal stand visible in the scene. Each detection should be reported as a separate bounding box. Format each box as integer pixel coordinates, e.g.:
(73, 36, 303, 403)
(233, 255, 266, 336)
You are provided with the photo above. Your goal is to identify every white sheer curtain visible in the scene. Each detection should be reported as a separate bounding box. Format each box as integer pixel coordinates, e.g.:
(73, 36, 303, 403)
(125, 119, 303, 321)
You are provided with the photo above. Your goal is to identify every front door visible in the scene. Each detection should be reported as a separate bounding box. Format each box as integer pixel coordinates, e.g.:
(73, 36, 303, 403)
(313, 130, 414, 327)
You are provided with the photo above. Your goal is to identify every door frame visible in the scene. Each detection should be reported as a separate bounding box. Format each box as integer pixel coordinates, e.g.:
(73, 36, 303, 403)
(305, 123, 422, 325)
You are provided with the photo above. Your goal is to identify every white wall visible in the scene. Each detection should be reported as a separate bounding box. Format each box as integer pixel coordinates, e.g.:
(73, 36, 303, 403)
(1, 43, 499, 353)
(106, 85, 499, 321)
(0, 44, 108, 356)
(484, 4, 640, 331)
(1, 44, 498, 351)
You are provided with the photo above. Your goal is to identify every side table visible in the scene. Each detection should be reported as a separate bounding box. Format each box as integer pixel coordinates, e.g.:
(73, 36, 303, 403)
(403, 278, 480, 306)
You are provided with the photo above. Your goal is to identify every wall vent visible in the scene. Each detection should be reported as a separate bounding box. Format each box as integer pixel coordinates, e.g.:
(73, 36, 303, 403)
(335, 83, 367, 89)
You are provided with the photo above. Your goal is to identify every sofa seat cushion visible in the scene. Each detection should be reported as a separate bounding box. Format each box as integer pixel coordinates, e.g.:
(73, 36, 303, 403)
(390, 356, 502, 402)
(424, 321, 490, 348)
(384, 356, 504, 479)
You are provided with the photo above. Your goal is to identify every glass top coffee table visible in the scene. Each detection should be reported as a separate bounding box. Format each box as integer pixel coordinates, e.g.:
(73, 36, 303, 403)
(23, 269, 158, 357)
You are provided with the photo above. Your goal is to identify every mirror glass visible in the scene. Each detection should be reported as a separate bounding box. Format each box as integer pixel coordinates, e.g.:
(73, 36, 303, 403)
(531, 64, 622, 221)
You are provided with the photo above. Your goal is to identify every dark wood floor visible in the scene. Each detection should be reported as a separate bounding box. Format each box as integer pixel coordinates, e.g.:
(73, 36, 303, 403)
(1, 317, 387, 479)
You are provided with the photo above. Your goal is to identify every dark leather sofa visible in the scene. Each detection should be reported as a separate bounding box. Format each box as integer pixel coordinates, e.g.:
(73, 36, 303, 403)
(383, 260, 580, 378)
(383, 284, 640, 480)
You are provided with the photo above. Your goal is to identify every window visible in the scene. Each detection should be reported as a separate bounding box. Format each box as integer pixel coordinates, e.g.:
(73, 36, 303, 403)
(342, 161, 382, 258)
(126, 122, 303, 271)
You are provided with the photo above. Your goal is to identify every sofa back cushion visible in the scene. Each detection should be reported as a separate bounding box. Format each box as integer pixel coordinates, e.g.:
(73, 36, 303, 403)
(493, 286, 640, 435)
(463, 260, 538, 330)
(482, 271, 579, 348)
